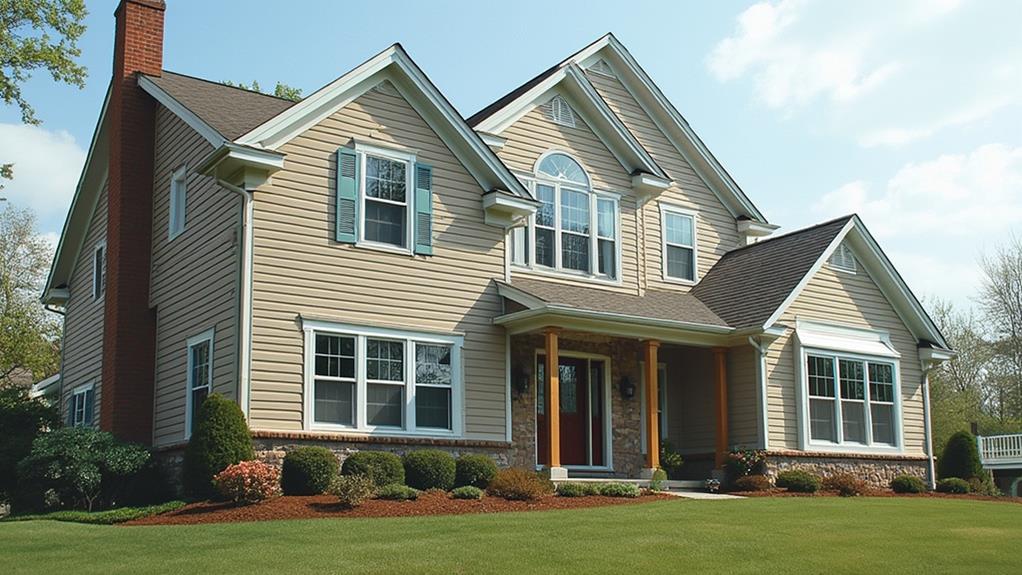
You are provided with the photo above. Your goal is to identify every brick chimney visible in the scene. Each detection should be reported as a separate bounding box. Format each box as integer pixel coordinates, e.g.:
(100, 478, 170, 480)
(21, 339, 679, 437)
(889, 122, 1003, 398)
(101, 0, 165, 445)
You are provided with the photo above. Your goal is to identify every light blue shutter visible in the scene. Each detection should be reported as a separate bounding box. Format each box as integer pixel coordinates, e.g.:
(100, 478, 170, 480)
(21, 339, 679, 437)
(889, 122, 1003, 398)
(335, 148, 359, 243)
(414, 163, 433, 256)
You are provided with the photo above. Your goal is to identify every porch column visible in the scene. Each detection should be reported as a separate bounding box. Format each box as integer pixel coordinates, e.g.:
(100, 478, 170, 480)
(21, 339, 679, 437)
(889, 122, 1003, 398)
(644, 339, 661, 473)
(543, 327, 566, 478)
(713, 347, 729, 468)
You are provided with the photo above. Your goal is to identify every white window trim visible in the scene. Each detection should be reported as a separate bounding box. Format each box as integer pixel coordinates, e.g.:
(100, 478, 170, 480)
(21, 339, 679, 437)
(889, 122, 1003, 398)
(795, 340, 904, 455)
(70, 382, 95, 427)
(169, 165, 187, 240)
(184, 328, 215, 440)
(302, 319, 464, 438)
(660, 203, 699, 285)
(92, 241, 106, 301)
(353, 141, 416, 255)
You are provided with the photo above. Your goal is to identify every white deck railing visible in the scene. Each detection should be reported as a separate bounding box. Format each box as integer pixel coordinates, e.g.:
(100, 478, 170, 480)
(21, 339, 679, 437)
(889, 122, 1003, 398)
(978, 434, 1022, 468)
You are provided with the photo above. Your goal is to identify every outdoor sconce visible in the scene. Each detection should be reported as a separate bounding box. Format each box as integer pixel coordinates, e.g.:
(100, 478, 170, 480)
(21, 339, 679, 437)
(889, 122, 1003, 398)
(511, 365, 532, 399)
(619, 376, 636, 399)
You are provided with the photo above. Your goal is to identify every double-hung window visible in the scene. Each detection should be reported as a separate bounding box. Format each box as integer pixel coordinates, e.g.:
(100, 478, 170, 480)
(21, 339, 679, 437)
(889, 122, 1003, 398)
(185, 329, 214, 438)
(68, 383, 95, 427)
(510, 152, 619, 281)
(305, 321, 462, 435)
(92, 241, 106, 300)
(363, 155, 408, 248)
(661, 205, 697, 283)
(805, 352, 899, 448)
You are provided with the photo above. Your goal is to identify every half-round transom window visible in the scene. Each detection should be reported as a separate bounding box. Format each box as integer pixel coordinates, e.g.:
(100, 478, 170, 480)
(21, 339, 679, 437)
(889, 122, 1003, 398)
(537, 153, 589, 187)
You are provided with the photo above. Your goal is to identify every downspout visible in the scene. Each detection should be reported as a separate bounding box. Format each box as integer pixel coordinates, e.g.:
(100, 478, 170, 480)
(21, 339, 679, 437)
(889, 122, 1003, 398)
(920, 360, 938, 490)
(748, 336, 770, 451)
(217, 178, 253, 419)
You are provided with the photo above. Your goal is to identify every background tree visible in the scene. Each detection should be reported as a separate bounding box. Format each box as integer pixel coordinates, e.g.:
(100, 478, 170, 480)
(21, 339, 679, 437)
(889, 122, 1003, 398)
(927, 298, 988, 453)
(979, 235, 1022, 424)
(0, 205, 60, 385)
(222, 79, 302, 102)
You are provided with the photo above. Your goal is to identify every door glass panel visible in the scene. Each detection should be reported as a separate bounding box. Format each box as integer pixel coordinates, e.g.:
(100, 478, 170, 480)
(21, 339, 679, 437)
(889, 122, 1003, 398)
(559, 363, 578, 413)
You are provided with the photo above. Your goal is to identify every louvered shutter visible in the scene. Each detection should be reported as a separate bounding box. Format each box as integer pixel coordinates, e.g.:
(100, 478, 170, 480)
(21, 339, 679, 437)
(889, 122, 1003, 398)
(84, 388, 95, 426)
(414, 163, 434, 256)
(335, 148, 359, 243)
(66, 395, 75, 426)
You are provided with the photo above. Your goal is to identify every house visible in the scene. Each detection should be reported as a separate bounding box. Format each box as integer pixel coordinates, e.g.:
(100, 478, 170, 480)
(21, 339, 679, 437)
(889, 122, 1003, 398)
(43, 0, 954, 487)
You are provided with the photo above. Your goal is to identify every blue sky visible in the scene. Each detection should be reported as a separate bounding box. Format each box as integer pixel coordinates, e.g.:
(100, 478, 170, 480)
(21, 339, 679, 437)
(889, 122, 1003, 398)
(2, 0, 1019, 307)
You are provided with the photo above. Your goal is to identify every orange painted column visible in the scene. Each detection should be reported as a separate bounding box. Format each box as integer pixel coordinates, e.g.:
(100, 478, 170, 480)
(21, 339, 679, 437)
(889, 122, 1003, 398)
(644, 340, 661, 470)
(713, 347, 729, 468)
(544, 328, 561, 469)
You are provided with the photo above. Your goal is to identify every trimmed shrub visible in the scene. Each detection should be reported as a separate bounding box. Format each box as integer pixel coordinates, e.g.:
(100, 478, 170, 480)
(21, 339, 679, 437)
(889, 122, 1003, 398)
(451, 485, 484, 500)
(341, 451, 404, 487)
(556, 482, 601, 497)
(213, 461, 281, 504)
(403, 450, 456, 491)
(330, 475, 376, 508)
(890, 474, 927, 494)
(281, 447, 337, 495)
(375, 484, 419, 501)
(486, 468, 554, 501)
(823, 473, 869, 497)
(0, 386, 59, 506)
(733, 474, 772, 492)
(935, 478, 971, 494)
(938, 431, 983, 481)
(775, 470, 822, 493)
(182, 394, 254, 499)
(649, 468, 668, 492)
(598, 482, 641, 498)
(968, 474, 1001, 497)
(454, 454, 498, 489)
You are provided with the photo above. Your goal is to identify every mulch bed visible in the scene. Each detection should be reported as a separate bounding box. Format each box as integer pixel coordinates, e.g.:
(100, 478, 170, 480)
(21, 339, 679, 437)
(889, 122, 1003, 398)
(730, 488, 1022, 504)
(124, 491, 676, 526)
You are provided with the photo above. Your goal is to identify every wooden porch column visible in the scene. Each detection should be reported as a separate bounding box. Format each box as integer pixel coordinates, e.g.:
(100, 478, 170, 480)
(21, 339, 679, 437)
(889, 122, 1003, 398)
(543, 327, 562, 473)
(713, 347, 729, 468)
(644, 339, 661, 470)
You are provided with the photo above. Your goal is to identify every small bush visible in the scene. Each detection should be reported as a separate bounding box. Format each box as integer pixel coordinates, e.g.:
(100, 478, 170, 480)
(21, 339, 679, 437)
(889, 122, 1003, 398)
(3, 501, 186, 525)
(775, 470, 821, 493)
(0, 386, 59, 506)
(649, 468, 668, 492)
(375, 484, 419, 501)
(403, 450, 456, 491)
(556, 482, 601, 497)
(455, 454, 498, 489)
(281, 447, 337, 495)
(938, 430, 983, 481)
(660, 441, 685, 479)
(936, 478, 971, 494)
(213, 461, 281, 504)
(451, 485, 484, 500)
(968, 474, 1001, 497)
(724, 449, 767, 482)
(341, 451, 405, 487)
(182, 394, 254, 499)
(486, 468, 554, 501)
(733, 475, 772, 492)
(330, 475, 376, 508)
(598, 483, 641, 498)
(890, 474, 927, 494)
(823, 473, 869, 497)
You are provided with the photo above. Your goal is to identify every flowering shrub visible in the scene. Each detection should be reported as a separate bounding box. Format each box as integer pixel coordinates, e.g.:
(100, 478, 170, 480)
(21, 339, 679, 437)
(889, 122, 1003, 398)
(213, 461, 281, 504)
(704, 478, 721, 493)
(724, 449, 766, 481)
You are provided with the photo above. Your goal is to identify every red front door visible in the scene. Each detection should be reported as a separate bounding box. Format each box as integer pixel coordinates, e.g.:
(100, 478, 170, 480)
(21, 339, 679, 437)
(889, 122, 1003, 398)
(537, 356, 602, 467)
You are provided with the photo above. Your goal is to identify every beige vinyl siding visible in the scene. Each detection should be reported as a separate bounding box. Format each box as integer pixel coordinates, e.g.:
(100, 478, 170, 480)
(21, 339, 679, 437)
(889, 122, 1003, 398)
(765, 264, 926, 454)
(497, 102, 641, 294)
(150, 106, 240, 447)
(728, 344, 761, 448)
(585, 71, 742, 289)
(59, 182, 108, 425)
(248, 85, 508, 440)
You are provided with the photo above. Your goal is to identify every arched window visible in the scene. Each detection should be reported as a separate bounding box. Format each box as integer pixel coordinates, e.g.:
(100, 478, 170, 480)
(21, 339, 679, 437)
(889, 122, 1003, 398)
(510, 152, 618, 280)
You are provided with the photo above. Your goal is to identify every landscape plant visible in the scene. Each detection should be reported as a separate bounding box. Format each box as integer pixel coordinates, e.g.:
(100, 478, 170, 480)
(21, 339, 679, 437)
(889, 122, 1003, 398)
(936, 478, 971, 494)
(938, 431, 984, 481)
(403, 450, 456, 491)
(450, 485, 484, 500)
(281, 447, 337, 495)
(213, 461, 281, 505)
(890, 475, 927, 494)
(454, 454, 497, 489)
(375, 484, 419, 501)
(0, 386, 59, 505)
(597, 483, 641, 498)
(775, 470, 822, 493)
(341, 451, 404, 487)
(329, 475, 376, 508)
(486, 468, 554, 501)
(556, 482, 601, 497)
(823, 473, 869, 497)
(182, 394, 254, 499)
(733, 475, 772, 492)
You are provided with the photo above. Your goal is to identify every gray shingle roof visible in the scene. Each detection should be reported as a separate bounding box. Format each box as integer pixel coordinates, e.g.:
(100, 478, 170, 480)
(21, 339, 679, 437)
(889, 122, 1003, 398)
(500, 277, 730, 329)
(690, 216, 853, 329)
(143, 71, 296, 140)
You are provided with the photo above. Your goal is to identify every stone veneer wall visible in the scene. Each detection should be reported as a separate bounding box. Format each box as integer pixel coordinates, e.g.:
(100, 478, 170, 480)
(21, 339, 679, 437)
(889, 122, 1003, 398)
(765, 453, 929, 488)
(509, 333, 646, 477)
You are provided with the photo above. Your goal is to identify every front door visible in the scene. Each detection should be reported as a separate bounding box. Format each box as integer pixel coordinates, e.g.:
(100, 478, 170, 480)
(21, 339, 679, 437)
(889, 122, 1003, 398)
(537, 355, 604, 467)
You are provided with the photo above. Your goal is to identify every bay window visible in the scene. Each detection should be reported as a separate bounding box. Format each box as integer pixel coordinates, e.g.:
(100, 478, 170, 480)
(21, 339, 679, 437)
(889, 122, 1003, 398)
(804, 351, 899, 448)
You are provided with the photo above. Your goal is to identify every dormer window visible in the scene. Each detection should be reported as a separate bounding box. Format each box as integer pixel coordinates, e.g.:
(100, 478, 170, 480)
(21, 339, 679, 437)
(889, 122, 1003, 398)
(830, 243, 857, 273)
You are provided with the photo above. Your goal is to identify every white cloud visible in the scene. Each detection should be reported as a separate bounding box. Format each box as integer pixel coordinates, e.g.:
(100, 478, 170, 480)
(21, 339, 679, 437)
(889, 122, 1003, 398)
(0, 123, 86, 231)
(859, 92, 1017, 148)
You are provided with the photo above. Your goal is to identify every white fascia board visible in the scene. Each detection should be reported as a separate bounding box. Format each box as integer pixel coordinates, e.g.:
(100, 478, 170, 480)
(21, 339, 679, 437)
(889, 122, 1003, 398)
(138, 75, 226, 147)
(477, 131, 507, 149)
(738, 219, 781, 237)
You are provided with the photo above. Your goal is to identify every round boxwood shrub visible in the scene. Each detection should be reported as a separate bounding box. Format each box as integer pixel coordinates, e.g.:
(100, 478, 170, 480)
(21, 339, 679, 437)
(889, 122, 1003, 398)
(281, 447, 338, 495)
(890, 474, 927, 494)
(182, 394, 254, 499)
(775, 469, 821, 493)
(341, 451, 404, 487)
(733, 475, 772, 492)
(598, 482, 641, 498)
(936, 478, 971, 494)
(403, 449, 456, 491)
(455, 454, 498, 489)
(451, 485, 484, 500)
(938, 431, 983, 481)
(375, 484, 419, 501)
(556, 482, 601, 497)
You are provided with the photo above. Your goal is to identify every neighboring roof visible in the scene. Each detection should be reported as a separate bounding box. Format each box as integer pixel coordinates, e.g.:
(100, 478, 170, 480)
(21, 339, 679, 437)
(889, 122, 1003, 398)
(498, 277, 729, 330)
(142, 71, 296, 140)
(29, 373, 62, 399)
(691, 216, 853, 330)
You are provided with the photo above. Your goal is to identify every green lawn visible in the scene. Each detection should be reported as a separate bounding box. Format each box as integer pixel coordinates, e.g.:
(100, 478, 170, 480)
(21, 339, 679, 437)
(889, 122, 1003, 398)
(1, 497, 1018, 574)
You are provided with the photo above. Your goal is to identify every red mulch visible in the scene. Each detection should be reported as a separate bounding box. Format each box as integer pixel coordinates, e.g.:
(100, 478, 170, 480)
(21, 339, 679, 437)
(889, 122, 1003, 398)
(730, 488, 1022, 504)
(124, 491, 676, 526)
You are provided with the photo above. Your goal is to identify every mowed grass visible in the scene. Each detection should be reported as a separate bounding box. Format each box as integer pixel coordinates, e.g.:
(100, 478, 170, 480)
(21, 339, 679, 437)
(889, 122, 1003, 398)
(1, 497, 1018, 574)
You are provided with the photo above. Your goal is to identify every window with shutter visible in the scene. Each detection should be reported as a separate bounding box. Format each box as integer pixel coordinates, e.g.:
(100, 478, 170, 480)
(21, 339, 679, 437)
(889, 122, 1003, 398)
(414, 163, 433, 255)
(335, 148, 359, 243)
